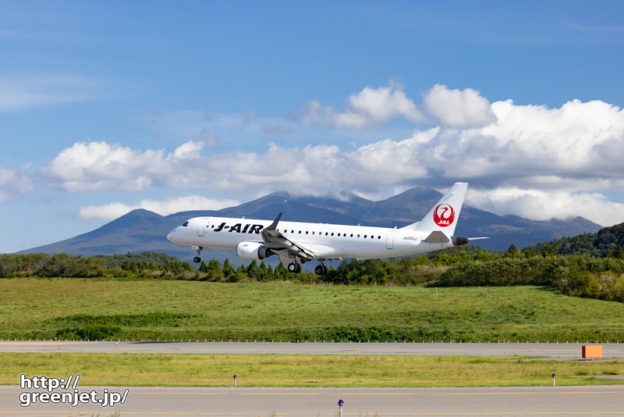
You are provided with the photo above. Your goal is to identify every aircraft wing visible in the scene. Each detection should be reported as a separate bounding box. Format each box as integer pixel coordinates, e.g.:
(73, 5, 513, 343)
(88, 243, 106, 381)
(260, 213, 317, 262)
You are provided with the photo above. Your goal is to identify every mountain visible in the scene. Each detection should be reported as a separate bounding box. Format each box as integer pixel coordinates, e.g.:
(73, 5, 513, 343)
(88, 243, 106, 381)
(523, 222, 624, 257)
(19, 187, 602, 262)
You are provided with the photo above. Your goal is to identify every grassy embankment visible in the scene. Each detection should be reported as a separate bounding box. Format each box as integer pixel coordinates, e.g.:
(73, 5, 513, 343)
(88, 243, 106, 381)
(1, 278, 624, 342)
(2, 279, 624, 387)
(1, 353, 623, 387)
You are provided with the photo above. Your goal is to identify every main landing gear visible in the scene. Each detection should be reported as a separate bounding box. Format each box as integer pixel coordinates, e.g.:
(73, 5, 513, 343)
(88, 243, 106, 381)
(287, 262, 327, 275)
(314, 263, 328, 275)
(193, 246, 203, 263)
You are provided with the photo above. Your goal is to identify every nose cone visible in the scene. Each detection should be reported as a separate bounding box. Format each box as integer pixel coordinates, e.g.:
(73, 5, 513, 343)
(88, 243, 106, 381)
(167, 228, 177, 242)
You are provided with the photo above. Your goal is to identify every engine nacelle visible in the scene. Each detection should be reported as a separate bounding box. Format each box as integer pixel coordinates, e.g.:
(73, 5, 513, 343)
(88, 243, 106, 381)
(236, 241, 271, 260)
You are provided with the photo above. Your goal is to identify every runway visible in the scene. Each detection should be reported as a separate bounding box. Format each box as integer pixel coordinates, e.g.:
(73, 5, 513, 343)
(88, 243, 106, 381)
(3, 342, 623, 416)
(1, 341, 624, 358)
(2, 385, 624, 417)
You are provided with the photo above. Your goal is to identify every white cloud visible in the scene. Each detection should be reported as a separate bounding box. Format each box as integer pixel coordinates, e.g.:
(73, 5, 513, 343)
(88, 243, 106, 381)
(41, 141, 204, 192)
(423, 84, 497, 128)
(41, 85, 624, 226)
(0, 165, 34, 202)
(0, 73, 106, 111)
(467, 188, 624, 226)
(142, 109, 299, 147)
(79, 195, 240, 221)
(78, 202, 135, 221)
(303, 83, 424, 128)
(0, 166, 17, 186)
(171, 141, 203, 159)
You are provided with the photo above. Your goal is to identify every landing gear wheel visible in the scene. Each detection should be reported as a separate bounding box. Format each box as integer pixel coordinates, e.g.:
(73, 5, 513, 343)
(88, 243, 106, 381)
(193, 246, 203, 264)
(315, 264, 328, 275)
(288, 263, 302, 273)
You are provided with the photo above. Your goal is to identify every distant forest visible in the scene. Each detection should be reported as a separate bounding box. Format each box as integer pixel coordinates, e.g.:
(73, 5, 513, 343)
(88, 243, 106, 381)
(3, 222, 624, 302)
(524, 222, 624, 257)
(2, 240, 624, 303)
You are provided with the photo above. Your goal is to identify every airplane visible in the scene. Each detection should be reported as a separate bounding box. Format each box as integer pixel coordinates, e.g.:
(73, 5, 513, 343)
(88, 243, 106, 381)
(166, 182, 484, 275)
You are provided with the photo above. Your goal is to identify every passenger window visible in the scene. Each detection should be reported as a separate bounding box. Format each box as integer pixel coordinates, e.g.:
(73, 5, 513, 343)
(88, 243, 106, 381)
(350, 234, 353, 237)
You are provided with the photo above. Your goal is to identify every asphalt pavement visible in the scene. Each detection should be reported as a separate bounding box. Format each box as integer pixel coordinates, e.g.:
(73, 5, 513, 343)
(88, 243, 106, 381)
(1, 341, 623, 358)
(2, 385, 624, 417)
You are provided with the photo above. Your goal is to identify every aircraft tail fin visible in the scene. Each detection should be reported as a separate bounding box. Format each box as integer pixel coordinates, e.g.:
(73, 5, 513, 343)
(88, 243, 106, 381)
(401, 182, 468, 236)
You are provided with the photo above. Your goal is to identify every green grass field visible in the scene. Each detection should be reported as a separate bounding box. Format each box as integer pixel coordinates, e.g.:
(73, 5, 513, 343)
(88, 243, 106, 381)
(1, 278, 624, 342)
(2, 353, 623, 387)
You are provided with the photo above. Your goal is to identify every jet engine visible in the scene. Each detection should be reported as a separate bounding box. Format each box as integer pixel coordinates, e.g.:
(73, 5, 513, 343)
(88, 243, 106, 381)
(236, 241, 271, 260)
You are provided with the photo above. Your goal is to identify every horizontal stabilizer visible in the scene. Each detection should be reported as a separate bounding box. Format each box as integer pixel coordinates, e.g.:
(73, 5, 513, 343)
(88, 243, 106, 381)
(424, 231, 450, 244)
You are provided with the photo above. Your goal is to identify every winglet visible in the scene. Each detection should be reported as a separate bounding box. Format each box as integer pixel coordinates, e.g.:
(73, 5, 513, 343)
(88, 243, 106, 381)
(266, 212, 283, 231)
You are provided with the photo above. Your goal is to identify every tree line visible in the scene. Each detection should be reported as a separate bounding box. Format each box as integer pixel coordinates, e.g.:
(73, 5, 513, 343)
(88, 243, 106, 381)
(2, 245, 624, 302)
(524, 222, 624, 258)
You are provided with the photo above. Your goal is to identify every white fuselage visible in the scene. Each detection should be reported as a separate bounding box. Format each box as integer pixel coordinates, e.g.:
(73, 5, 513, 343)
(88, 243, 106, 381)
(166, 216, 454, 260)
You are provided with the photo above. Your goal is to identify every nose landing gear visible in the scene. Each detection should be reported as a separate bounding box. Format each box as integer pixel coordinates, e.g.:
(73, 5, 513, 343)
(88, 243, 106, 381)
(192, 246, 203, 263)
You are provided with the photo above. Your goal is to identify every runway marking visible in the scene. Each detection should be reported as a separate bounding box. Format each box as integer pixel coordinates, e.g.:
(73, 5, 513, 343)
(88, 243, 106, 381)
(136, 391, 420, 397)
(356, 411, 624, 416)
(134, 390, 421, 396)
(20, 388, 614, 398)
(138, 391, 321, 396)
(453, 390, 622, 395)
(0, 342, 81, 345)
(3, 412, 624, 416)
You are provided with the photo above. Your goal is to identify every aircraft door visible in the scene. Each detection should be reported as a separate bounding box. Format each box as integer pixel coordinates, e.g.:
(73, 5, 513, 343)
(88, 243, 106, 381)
(196, 222, 205, 237)
(386, 229, 396, 249)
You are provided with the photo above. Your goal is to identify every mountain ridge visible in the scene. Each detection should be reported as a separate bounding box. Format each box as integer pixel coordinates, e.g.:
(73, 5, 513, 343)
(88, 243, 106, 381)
(523, 221, 624, 257)
(19, 186, 603, 263)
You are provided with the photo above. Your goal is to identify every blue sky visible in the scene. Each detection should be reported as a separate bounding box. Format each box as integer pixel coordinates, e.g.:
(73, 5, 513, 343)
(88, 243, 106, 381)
(1, 1, 624, 253)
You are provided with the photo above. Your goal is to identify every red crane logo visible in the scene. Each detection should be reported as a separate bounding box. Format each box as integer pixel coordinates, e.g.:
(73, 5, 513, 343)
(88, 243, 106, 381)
(433, 204, 455, 227)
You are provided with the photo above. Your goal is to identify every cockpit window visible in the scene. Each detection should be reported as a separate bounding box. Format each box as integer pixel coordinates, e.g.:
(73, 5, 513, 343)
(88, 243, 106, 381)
(182, 222, 189, 227)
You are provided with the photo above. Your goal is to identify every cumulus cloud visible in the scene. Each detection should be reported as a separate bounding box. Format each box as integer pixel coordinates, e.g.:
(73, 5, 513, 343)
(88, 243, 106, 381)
(0, 165, 34, 202)
(79, 195, 240, 221)
(303, 83, 425, 128)
(423, 84, 497, 127)
(467, 188, 624, 227)
(41, 141, 204, 192)
(41, 85, 624, 226)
